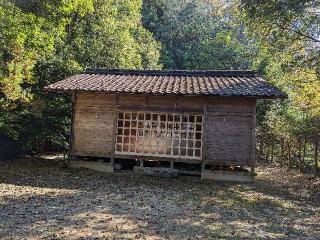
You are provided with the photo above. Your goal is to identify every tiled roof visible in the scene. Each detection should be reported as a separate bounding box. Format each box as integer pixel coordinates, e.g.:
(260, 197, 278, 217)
(44, 68, 286, 98)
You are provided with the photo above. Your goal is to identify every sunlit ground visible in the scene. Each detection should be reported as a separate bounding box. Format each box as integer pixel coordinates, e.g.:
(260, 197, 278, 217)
(0, 157, 319, 239)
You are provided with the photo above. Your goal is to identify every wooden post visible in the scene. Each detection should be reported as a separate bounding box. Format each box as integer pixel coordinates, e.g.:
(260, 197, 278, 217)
(201, 162, 206, 172)
(250, 100, 256, 176)
(170, 161, 174, 168)
(67, 92, 76, 168)
(201, 102, 208, 173)
(110, 95, 119, 171)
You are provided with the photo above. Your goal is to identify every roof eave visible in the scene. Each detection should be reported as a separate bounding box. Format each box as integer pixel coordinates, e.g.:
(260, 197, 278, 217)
(44, 88, 287, 99)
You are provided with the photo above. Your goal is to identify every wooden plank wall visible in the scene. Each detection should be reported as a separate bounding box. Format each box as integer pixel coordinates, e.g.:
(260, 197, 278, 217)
(205, 99, 256, 166)
(73, 92, 256, 167)
(73, 93, 116, 157)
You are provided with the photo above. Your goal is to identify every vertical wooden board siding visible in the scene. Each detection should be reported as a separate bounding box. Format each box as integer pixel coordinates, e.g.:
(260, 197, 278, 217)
(74, 93, 116, 157)
(205, 100, 255, 166)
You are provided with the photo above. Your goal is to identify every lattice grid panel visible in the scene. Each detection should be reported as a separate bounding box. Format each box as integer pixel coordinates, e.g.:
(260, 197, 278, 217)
(115, 111, 203, 159)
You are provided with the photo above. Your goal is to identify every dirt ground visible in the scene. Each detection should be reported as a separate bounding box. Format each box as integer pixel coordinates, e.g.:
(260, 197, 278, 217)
(0, 157, 319, 240)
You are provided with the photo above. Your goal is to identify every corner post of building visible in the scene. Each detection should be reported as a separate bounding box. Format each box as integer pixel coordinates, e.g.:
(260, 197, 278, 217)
(110, 94, 120, 172)
(201, 100, 208, 173)
(67, 92, 77, 168)
(250, 99, 257, 176)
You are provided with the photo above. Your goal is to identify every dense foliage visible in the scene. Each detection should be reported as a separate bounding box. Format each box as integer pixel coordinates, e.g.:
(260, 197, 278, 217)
(0, 0, 318, 175)
(240, 0, 320, 175)
(0, 0, 160, 158)
(142, 0, 254, 70)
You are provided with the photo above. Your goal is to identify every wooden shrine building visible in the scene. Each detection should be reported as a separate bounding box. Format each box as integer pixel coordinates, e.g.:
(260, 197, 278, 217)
(45, 68, 286, 181)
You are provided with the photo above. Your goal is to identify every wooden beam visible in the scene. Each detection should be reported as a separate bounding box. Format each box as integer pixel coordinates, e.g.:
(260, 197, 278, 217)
(67, 92, 77, 168)
(116, 105, 203, 114)
(110, 95, 119, 170)
(114, 154, 202, 164)
(201, 101, 208, 172)
(207, 112, 254, 117)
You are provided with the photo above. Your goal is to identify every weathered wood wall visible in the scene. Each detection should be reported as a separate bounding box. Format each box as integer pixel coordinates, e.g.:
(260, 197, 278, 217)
(73, 92, 256, 166)
(74, 93, 116, 157)
(206, 100, 255, 166)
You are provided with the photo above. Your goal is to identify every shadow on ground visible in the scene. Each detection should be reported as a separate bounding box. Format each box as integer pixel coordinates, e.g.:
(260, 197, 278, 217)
(0, 157, 319, 239)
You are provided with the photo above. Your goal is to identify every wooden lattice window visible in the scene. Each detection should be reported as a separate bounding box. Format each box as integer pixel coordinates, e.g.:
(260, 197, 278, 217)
(115, 111, 203, 159)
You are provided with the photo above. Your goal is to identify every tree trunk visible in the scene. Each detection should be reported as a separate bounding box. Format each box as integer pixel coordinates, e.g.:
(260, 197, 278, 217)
(298, 138, 302, 173)
(315, 141, 319, 177)
(259, 137, 264, 159)
(266, 144, 270, 163)
(287, 141, 292, 171)
(280, 137, 284, 167)
(270, 139, 274, 163)
(302, 139, 307, 163)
